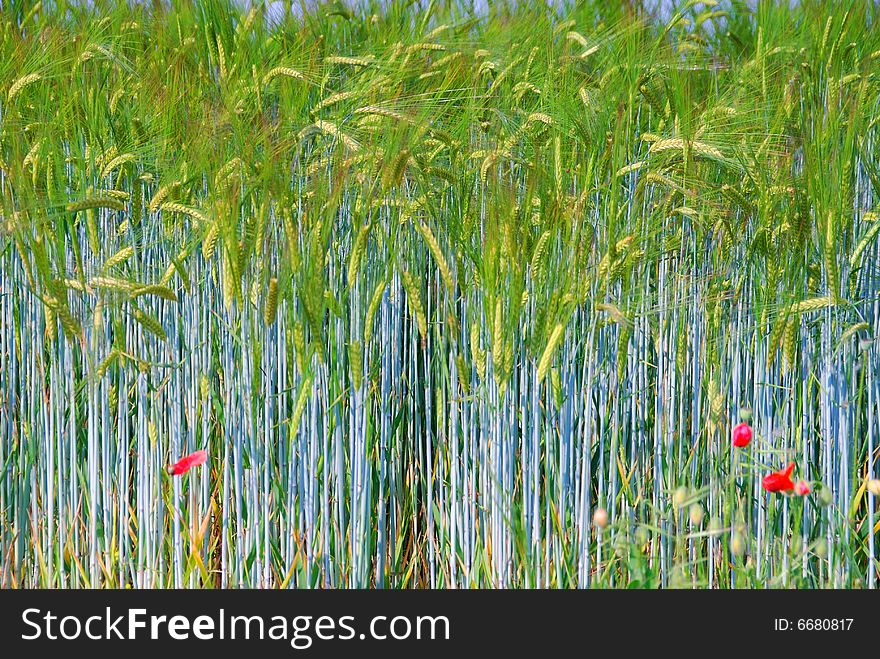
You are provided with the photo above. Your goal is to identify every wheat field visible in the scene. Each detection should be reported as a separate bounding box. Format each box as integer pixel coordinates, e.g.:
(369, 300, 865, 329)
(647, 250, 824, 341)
(1, 0, 880, 588)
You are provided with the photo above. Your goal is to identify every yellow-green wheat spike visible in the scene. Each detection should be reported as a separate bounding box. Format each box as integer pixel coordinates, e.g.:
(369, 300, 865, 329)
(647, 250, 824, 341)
(161, 202, 209, 225)
(470, 321, 485, 382)
(417, 222, 454, 294)
(202, 221, 221, 261)
(537, 323, 564, 383)
(400, 269, 428, 341)
(349, 341, 363, 391)
(348, 222, 371, 286)
(265, 277, 279, 325)
(8, 72, 42, 101)
(849, 212, 880, 271)
(290, 372, 314, 438)
(133, 306, 167, 341)
(364, 280, 386, 347)
(130, 285, 178, 302)
(149, 183, 175, 213)
(102, 246, 135, 271)
(89, 276, 136, 292)
(617, 323, 632, 382)
(790, 296, 832, 314)
(262, 66, 306, 86)
(67, 196, 125, 213)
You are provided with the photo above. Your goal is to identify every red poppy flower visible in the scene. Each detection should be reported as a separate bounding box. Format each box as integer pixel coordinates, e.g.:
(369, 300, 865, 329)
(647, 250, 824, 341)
(762, 462, 795, 493)
(732, 422, 752, 448)
(166, 450, 208, 476)
(794, 481, 811, 496)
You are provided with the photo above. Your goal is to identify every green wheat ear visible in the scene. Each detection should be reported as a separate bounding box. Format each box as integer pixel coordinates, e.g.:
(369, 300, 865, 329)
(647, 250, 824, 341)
(537, 322, 564, 383)
(264, 277, 279, 325)
(400, 268, 428, 342)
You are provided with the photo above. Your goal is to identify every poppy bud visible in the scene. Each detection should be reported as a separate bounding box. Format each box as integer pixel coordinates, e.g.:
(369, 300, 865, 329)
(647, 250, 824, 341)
(794, 481, 811, 496)
(689, 503, 704, 526)
(867, 479, 880, 497)
(592, 507, 609, 529)
(673, 486, 689, 509)
(732, 422, 752, 447)
(818, 487, 833, 507)
(731, 532, 745, 556)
